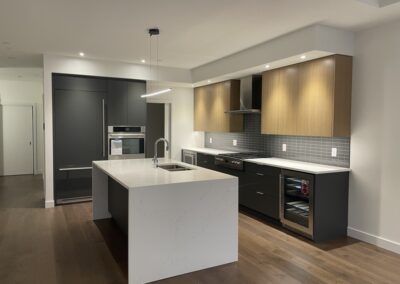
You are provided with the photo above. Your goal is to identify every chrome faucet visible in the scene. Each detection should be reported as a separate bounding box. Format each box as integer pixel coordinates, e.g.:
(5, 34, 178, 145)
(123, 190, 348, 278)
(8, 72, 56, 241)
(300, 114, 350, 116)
(153, 138, 169, 166)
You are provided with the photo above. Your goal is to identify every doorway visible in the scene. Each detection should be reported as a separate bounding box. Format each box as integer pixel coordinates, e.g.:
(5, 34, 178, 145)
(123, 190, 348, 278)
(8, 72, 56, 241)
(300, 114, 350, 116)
(0, 105, 34, 176)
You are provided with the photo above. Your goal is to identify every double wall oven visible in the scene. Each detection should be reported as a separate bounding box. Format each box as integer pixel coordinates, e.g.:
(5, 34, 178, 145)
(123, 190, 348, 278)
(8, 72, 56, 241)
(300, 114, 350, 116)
(108, 126, 145, 160)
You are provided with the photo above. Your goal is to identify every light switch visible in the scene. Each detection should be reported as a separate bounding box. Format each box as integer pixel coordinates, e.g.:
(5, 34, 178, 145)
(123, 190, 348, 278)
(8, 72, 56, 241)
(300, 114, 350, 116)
(282, 144, 287, 152)
(233, 139, 237, 146)
(209, 137, 213, 144)
(331, 148, 337, 157)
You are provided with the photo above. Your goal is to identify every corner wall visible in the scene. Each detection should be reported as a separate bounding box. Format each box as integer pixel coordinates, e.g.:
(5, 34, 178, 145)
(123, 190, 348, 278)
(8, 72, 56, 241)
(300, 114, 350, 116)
(349, 18, 400, 253)
(146, 87, 204, 161)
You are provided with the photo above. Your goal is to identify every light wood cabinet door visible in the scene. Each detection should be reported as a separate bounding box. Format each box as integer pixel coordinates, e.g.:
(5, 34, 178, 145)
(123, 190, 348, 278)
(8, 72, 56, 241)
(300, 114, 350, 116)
(261, 55, 351, 137)
(194, 80, 242, 132)
(278, 66, 299, 135)
(297, 57, 335, 137)
(261, 69, 280, 135)
(262, 66, 298, 135)
(194, 86, 209, 131)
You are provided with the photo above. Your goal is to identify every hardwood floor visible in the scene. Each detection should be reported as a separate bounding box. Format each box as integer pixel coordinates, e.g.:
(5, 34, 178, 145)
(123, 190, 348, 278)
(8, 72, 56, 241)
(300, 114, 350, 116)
(1, 175, 400, 283)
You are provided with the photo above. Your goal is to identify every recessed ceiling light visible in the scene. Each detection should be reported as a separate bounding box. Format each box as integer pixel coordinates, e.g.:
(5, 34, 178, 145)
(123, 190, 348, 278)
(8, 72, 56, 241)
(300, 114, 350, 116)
(141, 59, 146, 63)
(207, 80, 211, 83)
(265, 64, 270, 69)
(300, 55, 306, 60)
(79, 52, 85, 57)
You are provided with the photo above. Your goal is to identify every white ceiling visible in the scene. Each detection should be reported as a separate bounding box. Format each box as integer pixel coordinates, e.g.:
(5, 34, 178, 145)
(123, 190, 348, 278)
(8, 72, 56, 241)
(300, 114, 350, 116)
(1, 0, 400, 69)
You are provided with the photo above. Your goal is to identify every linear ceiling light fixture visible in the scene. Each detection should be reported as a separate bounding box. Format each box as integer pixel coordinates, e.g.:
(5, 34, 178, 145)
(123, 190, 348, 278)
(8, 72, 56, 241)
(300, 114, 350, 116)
(141, 88, 172, 98)
(141, 28, 172, 98)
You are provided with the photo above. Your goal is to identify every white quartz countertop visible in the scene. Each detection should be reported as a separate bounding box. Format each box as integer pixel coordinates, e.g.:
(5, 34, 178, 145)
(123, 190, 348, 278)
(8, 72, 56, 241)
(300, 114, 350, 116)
(182, 147, 237, 155)
(93, 158, 235, 190)
(245, 158, 351, 174)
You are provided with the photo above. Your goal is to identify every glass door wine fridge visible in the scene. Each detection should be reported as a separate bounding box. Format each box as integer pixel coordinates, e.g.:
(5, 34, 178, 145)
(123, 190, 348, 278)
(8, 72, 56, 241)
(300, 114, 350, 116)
(280, 170, 314, 239)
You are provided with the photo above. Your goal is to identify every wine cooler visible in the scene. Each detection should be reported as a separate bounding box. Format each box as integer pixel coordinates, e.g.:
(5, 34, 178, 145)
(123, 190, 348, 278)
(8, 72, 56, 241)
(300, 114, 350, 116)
(280, 170, 314, 239)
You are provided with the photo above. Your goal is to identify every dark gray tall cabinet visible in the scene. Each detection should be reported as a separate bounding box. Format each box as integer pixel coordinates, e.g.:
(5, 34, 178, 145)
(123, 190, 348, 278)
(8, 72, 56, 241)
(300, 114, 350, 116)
(107, 79, 146, 126)
(53, 74, 146, 204)
(145, 103, 165, 158)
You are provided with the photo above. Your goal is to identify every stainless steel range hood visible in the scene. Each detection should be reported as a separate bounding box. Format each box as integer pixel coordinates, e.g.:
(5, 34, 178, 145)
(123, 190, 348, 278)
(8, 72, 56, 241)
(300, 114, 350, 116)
(226, 75, 262, 114)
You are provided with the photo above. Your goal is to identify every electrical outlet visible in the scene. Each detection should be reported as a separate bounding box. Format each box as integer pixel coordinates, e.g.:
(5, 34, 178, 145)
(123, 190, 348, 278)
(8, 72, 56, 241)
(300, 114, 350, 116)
(233, 139, 237, 146)
(282, 144, 287, 152)
(209, 137, 213, 144)
(331, 148, 337, 157)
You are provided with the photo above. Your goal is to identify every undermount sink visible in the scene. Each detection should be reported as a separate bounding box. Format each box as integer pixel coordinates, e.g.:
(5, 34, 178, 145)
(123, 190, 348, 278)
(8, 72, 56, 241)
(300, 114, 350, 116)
(157, 164, 193, 172)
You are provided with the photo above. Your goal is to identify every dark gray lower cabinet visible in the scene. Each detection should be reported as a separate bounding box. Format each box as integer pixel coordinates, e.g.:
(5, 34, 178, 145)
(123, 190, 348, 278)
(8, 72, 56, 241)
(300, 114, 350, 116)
(191, 151, 349, 241)
(240, 163, 280, 220)
(196, 153, 218, 171)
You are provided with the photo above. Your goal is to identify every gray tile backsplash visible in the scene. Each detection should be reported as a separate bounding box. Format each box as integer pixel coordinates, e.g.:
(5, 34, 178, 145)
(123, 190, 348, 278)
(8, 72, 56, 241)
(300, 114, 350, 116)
(204, 115, 350, 167)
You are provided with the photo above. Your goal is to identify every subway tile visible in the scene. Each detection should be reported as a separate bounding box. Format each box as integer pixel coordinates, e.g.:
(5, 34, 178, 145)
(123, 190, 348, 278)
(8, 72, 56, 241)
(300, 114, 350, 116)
(204, 115, 350, 167)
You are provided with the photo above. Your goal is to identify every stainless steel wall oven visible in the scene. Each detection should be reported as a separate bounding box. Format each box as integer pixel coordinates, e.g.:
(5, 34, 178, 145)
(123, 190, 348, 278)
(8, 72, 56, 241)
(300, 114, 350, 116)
(108, 126, 145, 160)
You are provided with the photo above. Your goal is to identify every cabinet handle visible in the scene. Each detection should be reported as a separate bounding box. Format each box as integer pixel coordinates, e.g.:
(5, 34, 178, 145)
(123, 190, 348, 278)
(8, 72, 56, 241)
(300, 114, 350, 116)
(256, 173, 264, 176)
(102, 99, 106, 157)
(59, 167, 92, 171)
(256, 191, 265, 195)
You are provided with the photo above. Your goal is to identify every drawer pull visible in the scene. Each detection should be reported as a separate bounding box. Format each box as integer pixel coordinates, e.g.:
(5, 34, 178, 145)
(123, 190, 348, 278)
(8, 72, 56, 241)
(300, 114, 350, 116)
(59, 167, 92, 171)
(256, 173, 264, 176)
(256, 191, 265, 195)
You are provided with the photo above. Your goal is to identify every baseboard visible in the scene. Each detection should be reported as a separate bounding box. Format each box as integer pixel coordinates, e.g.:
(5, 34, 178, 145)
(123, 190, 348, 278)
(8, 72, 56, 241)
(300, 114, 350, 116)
(348, 227, 400, 254)
(45, 200, 55, 208)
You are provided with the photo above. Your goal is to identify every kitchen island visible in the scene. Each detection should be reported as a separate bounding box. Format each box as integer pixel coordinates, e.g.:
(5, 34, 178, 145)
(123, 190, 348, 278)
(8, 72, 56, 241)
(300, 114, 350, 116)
(92, 158, 238, 284)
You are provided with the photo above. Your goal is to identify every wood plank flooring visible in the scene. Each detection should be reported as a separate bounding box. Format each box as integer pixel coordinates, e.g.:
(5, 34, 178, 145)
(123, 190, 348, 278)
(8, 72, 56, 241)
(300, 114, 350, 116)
(1, 175, 400, 284)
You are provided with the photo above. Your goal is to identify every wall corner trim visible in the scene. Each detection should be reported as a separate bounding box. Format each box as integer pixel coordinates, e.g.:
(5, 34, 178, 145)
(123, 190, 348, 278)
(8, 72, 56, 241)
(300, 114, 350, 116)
(45, 200, 55, 208)
(348, 227, 400, 254)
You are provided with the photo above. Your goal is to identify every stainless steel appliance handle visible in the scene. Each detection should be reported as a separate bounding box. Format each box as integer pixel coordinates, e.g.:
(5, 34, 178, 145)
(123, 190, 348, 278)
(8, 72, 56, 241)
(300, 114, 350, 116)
(59, 167, 92, 171)
(256, 191, 265, 195)
(102, 99, 106, 157)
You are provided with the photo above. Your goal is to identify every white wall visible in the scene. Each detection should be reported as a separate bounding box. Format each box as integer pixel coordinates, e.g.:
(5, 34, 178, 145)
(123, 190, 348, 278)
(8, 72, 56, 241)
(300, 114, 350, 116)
(349, 19, 400, 253)
(146, 87, 204, 161)
(0, 73, 44, 175)
(43, 55, 194, 208)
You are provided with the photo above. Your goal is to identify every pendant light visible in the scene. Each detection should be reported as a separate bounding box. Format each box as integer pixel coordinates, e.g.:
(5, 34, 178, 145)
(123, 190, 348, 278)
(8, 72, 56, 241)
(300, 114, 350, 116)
(141, 28, 172, 98)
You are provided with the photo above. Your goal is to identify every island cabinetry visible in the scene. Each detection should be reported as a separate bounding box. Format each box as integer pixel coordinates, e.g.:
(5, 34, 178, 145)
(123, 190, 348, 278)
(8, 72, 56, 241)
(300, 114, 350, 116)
(261, 55, 352, 137)
(92, 158, 238, 284)
(194, 80, 243, 132)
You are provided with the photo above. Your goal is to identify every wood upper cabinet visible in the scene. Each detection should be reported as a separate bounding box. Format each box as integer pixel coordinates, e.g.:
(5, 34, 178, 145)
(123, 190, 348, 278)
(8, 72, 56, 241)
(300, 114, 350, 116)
(194, 80, 243, 132)
(262, 55, 352, 137)
(262, 65, 298, 135)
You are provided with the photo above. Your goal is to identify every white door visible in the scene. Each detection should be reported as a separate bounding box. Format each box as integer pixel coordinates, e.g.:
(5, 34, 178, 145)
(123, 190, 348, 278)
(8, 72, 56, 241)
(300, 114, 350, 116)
(1, 105, 34, 176)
